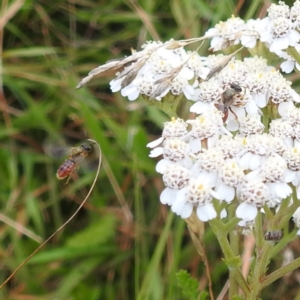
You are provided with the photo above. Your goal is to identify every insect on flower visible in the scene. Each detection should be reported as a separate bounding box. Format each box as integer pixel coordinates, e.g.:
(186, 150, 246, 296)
(264, 230, 283, 241)
(216, 82, 242, 121)
(56, 142, 95, 184)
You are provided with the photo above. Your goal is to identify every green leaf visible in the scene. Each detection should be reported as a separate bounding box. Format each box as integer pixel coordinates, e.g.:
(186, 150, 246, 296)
(55, 257, 101, 298)
(176, 270, 208, 300)
(3, 47, 57, 58)
(66, 214, 117, 248)
(232, 296, 244, 300)
(223, 256, 242, 269)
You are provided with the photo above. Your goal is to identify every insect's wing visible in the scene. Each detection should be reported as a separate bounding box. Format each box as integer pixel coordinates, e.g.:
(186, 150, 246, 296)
(43, 138, 69, 159)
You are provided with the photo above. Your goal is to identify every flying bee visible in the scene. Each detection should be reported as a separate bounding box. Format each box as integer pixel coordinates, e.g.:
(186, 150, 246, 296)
(216, 82, 242, 122)
(56, 142, 95, 184)
(264, 230, 283, 242)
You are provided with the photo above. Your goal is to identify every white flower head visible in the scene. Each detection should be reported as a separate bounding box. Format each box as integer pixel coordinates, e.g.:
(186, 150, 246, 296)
(260, 155, 288, 183)
(292, 124, 300, 143)
(238, 115, 264, 136)
(239, 134, 273, 170)
(213, 159, 245, 203)
(162, 164, 190, 190)
(283, 147, 300, 199)
(236, 179, 268, 225)
(205, 16, 245, 51)
(190, 79, 223, 114)
(187, 112, 226, 153)
(256, 155, 292, 206)
(245, 77, 270, 110)
(153, 138, 193, 174)
(160, 164, 190, 206)
(243, 56, 269, 73)
(267, 1, 290, 20)
(284, 147, 300, 172)
(162, 138, 189, 161)
(259, 1, 300, 54)
(269, 119, 293, 146)
(194, 148, 224, 173)
(219, 159, 245, 187)
(216, 135, 243, 159)
(282, 105, 300, 125)
(267, 72, 294, 105)
(147, 118, 188, 148)
(169, 74, 195, 100)
(275, 47, 300, 74)
(273, 18, 300, 52)
(186, 52, 210, 80)
(291, 0, 300, 29)
(239, 178, 268, 208)
(173, 175, 218, 221)
(240, 19, 261, 48)
(218, 60, 248, 86)
(267, 137, 287, 158)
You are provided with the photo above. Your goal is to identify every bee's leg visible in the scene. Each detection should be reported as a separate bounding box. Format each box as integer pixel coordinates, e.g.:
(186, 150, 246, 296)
(222, 109, 229, 122)
(65, 175, 72, 185)
(65, 165, 80, 185)
(215, 103, 229, 122)
(229, 107, 238, 121)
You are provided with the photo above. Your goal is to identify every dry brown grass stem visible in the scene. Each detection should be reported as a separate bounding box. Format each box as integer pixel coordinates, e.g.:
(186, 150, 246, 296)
(185, 212, 214, 300)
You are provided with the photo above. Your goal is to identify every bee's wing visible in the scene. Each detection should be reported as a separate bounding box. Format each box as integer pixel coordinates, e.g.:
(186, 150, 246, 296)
(43, 139, 69, 159)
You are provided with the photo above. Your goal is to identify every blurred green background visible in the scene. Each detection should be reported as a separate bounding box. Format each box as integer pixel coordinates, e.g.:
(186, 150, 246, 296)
(1, 0, 300, 299)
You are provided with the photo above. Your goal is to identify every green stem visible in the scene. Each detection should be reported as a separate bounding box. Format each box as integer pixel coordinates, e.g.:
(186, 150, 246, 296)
(261, 106, 270, 131)
(271, 230, 297, 258)
(228, 205, 239, 298)
(287, 46, 300, 66)
(277, 200, 298, 229)
(261, 257, 300, 288)
(262, 205, 273, 220)
(247, 195, 300, 299)
(276, 197, 291, 216)
(223, 216, 240, 232)
(248, 243, 273, 300)
(210, 219, 250, 297)
(248, 210, 272, 300)
(134, 154, 140, 297)
(254, 210, 263, 250)
(138, 211, 174, 300)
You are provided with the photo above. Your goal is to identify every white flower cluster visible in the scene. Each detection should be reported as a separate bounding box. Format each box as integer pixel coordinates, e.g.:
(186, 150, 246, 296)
(148, 102, 300, 227)
(76, 1, 300, 232)
(144, 52, 300, 228)
(104, 45, 300, 110)
(206, 1, 300, 73)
